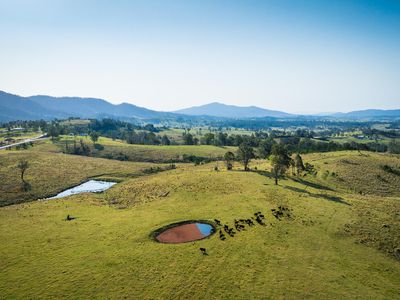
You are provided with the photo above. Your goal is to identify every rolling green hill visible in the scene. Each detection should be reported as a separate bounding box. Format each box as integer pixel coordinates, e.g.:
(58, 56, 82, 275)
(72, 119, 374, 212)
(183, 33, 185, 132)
(0, 147, 399, 299)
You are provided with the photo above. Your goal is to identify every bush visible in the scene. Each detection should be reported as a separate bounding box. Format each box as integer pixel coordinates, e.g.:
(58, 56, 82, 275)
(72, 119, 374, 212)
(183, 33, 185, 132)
(304, 162, 317, 176)
(381, 164, 400, 176)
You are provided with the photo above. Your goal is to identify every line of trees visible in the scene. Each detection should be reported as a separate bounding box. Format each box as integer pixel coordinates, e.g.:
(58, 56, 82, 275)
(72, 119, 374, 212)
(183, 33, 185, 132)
(3, 118, 398, 155)
(223, 142, 310, 185)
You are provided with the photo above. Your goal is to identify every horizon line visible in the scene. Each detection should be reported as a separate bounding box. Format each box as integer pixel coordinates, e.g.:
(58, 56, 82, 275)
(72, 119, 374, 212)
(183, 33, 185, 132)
(1, 89, 399, 116)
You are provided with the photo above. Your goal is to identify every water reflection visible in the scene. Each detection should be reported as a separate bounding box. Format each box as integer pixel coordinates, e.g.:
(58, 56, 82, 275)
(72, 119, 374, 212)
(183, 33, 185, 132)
(155, 222, 215, 243)
(45, 180, 116, 199)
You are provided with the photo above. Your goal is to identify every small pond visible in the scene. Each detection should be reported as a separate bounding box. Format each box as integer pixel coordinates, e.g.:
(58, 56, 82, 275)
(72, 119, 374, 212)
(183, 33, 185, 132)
(46, 180, 116, 200)
(155, 221, 215, 243)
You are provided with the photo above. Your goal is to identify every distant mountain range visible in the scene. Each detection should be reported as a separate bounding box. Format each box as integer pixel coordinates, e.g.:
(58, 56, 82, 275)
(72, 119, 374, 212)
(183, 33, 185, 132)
(174, 102, 294, 118)
(0, 90, 399, 122)
(329, 109, 400, 119)
(0, 91, 172, 122)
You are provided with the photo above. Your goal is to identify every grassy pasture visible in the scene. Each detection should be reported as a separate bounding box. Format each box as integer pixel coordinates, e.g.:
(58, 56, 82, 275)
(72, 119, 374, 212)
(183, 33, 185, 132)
(328, 136, 397, 145)
(304, 151, 400, 197)
(59, 119, 91, 125)
(0, 130, 42, 143)
(0, 149, 164, 206)
(0, 150, 399, 299)
(55, 136, 236, 162)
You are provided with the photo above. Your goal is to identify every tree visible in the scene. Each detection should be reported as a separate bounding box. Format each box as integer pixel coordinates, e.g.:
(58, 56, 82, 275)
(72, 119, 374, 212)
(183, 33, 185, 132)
(237, 143, 254, 171)
(224, 151, 235, 170)
(388, 139, 400, 154)
(79, 139, 91, 155)
(214, 132, 228, 146)
(290, 158, 295, 175)
(294, 153, 305, 175)
(201, 133, 214, 145)
(90, 131, 99, 146)
(258, 139, 274, 158)
(183, 133, 197, 145)
(270, 144, 291, 185)
(48, 125, 60, 140)
(161, 134, 171, 145)
(17, 160, 29, 182)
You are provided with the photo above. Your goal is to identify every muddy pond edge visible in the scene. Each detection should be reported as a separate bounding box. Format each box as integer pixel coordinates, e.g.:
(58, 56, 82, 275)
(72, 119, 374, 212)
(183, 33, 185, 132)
(150, 219, 217, 244)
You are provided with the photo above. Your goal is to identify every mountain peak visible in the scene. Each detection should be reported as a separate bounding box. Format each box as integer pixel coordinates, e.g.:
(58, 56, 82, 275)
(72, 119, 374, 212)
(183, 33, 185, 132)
(174, 102, 293, 118)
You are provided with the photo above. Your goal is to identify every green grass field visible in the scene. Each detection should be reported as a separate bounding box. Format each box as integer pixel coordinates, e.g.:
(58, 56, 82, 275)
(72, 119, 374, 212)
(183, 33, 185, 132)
(0, 147, 399, 299)
(55, 136, 236, 162)
(0, 131, 42, 143)
(157, 127, 257, 143)
(328, 136, 397, 145)
(0, 149, 164, 206)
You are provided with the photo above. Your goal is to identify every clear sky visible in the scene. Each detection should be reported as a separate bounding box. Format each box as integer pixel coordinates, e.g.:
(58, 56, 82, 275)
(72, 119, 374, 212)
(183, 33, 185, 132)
(0, 0, 399, 113)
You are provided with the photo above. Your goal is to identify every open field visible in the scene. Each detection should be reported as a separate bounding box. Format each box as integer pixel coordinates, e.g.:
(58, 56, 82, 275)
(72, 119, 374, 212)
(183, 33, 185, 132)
(304, 151, 400, 197)
(0, 147, 399, 299)
(0, 131, 42, 144)
(59, 119, 91, 126)
(158, 127, 258, 143)
(54, 136, 236, 162)
(328, 136, 397, 145)
(0, 149, 164, 206)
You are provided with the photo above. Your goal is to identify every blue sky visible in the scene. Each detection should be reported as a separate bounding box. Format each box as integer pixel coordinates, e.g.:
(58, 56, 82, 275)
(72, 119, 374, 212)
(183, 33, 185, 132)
(0, 0, 399, 113)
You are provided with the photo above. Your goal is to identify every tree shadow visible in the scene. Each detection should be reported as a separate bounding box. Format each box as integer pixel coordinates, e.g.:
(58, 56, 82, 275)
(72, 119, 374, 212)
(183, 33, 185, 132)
(291, 177, 333, 191)
(252, 170, 274, 179)
(283, 185, 350, 205)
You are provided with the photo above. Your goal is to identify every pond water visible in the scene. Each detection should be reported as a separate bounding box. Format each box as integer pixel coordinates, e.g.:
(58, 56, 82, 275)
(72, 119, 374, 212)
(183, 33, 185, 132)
(155, 222, 215, 243)
(46, 180, 116, 199)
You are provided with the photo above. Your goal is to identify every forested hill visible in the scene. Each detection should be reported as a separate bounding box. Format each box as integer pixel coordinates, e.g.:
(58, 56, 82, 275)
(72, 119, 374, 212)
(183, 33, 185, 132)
(0, 91, 173, 122)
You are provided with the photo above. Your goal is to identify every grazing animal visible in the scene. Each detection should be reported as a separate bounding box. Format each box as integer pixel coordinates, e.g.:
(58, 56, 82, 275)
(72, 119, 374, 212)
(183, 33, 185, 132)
(223, 225, 236, 237)
(200, 248, 208, 255)
(255, 216, 266, 225)
(235, 223, 245, 231)
(254, 212, 265, 219)
(219, 230, 226, 241)
(272, 205, 291, 220)
(234, 220, 245, 231)
(272, 211, 283, 220)
(65, 214, 75, 221)
(245, 218, 254, 226)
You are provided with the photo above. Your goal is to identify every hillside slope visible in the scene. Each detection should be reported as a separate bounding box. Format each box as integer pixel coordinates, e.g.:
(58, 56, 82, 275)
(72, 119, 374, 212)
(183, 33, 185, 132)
(0, 155, 399, 298)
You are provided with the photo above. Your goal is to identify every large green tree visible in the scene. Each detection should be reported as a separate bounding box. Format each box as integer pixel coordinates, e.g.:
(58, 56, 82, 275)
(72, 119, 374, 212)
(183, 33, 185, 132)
(258, 139, 275, 158)
(270, 144, 291, 185)
(161, 134, 171, 145)
(183, 133, 198, 145)
(90, 131, 99, 146)
(237, 143, 254, 171)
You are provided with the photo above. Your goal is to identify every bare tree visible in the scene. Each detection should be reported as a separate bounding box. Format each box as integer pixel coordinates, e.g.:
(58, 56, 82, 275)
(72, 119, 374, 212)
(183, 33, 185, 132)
(17, 160, 29, 182)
